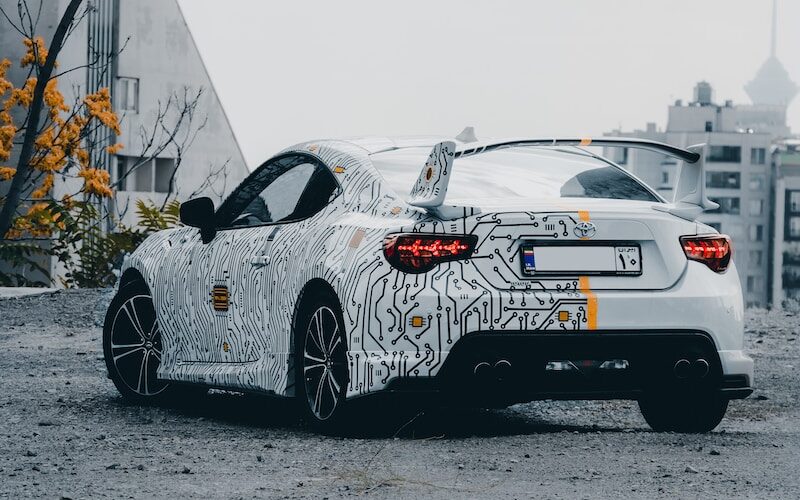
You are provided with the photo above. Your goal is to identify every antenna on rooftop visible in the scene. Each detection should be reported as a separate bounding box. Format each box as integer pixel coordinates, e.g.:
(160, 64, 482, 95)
(771, 0, 778, 58)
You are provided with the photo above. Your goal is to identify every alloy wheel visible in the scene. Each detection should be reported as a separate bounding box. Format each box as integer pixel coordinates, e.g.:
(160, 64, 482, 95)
(109, 294, 169, 397)
(303, 305, 347, 420)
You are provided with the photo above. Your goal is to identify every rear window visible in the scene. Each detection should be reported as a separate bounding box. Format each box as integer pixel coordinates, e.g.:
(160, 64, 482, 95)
(371, 146, 660, 203)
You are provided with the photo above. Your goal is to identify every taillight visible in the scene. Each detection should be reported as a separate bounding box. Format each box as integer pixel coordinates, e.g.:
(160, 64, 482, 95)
(384, 233, 478, 273)
(680, 235, 732, 273)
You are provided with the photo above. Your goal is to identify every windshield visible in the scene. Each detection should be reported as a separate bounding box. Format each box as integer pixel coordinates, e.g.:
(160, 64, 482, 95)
(370, 146, 660, 203)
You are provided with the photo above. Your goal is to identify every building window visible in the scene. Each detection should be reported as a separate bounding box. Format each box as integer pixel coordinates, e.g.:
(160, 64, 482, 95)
(788, 217, 800, 241)
(117, 77, 139, 113)
(706, 171, 740, 189)
(749, 199, 764, 216)
(749, 250, 763, 266)
(116, 155, 177, 193)
(746, 276, 763, 293)
(708, 197, 740, 215)
(705, 121, 713, 132)
(789, 190, 800, 213)
(749, 174, 765, 191)
(661, 171, 669, 185)
(749, 224, 763, 242)
(707, 146, 741, 163)
(750, 148, 766, 165)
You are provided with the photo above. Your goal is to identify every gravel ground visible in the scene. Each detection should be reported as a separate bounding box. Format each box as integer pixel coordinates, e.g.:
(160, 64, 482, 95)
(0, 289, 798, 499)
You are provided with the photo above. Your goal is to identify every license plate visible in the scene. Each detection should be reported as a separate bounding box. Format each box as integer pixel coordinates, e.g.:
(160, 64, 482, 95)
(520, 244, 642, 276)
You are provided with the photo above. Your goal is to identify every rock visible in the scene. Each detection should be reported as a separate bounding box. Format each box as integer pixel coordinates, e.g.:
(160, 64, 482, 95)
(181, 466, 191, 474)
(96, 434, 106, 440)
(37, 419, 56, 426)
(25, 450, 37, 457)
(457, 464, 465, 470)
(755, 395, 769, 400)
(709, 449, 721, 456)
(136, 464, 145, 471)
(685, 466, 699, 474)
(256, 455, 263, 462)
(105, 463, 120, 470)
(524, 453, 531, 459)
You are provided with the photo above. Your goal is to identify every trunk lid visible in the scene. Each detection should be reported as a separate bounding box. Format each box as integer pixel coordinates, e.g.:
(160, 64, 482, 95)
(451, 199, 696, 291)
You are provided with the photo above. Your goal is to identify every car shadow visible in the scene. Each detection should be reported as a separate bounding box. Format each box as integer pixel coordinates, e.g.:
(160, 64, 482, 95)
(104, 389, 641, 439)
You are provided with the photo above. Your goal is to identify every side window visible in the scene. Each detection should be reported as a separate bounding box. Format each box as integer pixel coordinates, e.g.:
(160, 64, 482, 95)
(216, 155, 338, 229)
(238, 163, 316, 226)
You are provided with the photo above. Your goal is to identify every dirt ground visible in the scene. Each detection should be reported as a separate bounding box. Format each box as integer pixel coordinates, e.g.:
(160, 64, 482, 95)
(0, 289, 798, 499)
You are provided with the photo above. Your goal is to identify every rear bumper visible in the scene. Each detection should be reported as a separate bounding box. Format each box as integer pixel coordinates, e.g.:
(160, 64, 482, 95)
(379, 331, 753, 404)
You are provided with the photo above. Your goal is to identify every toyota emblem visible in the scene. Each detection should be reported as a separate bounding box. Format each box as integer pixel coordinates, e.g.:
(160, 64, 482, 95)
(574, 221, 597, 239)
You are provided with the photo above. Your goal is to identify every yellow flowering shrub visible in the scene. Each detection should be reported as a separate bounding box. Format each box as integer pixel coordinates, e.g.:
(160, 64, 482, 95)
(1, 37, 123, 239)
(77, 167, 113, 198)
(0, 166, 15, 180)
(20, 37, 48, 68)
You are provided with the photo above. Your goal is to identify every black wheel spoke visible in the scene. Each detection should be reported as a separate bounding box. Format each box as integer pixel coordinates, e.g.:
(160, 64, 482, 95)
(304, 362, 325, 373)
(328, 330, 341, 354)
(136, 350, 148, 394)
(313, 370, 326, 415)
(327, 369, 341, 394)
(122, 301, 146, 340)
(113, 346, 145, 363)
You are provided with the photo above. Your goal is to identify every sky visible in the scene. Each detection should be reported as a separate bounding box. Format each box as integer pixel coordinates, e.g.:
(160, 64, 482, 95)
(178, 0, 800, 169)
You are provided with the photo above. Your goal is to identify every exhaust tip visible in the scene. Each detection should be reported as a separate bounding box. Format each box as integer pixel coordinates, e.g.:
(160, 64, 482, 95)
(474, 362, 492, 379)
(673, 359, 691, 379)
(494, 359, 512, 380)
(692, 358, 710, 379)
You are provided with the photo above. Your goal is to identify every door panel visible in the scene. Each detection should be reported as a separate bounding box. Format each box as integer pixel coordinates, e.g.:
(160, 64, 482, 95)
(176, 153, 338, 367)
(180, 229, 236, 363)
(225, 226, 280, 363)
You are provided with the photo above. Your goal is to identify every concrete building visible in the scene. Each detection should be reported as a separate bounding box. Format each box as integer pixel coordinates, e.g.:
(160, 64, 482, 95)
(771, 140, 800, 303)
(604, 1, 797, 307)
(605, 85, 776, 307)
(0, 0, 248, 281)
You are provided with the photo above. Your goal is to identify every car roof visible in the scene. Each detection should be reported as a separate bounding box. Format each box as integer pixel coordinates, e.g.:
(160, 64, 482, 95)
(338, 136, 451, 155)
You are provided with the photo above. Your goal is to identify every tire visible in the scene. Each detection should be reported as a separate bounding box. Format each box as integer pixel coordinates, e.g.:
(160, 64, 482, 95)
(638, 392, 729, 433)
(294, 289, 350, 433)
(103, 280, 206, 404)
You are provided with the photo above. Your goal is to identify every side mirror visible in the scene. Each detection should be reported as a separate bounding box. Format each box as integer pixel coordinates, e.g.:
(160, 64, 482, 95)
(179, 197, 216, 243)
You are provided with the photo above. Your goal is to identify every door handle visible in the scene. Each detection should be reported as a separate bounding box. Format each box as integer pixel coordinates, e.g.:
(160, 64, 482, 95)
(250, 255, 270, 267)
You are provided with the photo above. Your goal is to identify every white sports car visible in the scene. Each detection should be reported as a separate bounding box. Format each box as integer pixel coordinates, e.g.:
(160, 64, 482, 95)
(103, 132, 753, 433)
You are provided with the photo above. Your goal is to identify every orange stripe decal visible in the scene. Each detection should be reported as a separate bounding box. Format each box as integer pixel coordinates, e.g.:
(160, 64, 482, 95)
(579, 138, 592, 146)
(578, 276, 597, 330)
(578, 210, 591, 222)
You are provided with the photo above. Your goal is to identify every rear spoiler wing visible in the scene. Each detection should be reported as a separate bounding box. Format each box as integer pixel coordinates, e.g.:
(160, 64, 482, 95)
(407, 137, 714, 221)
